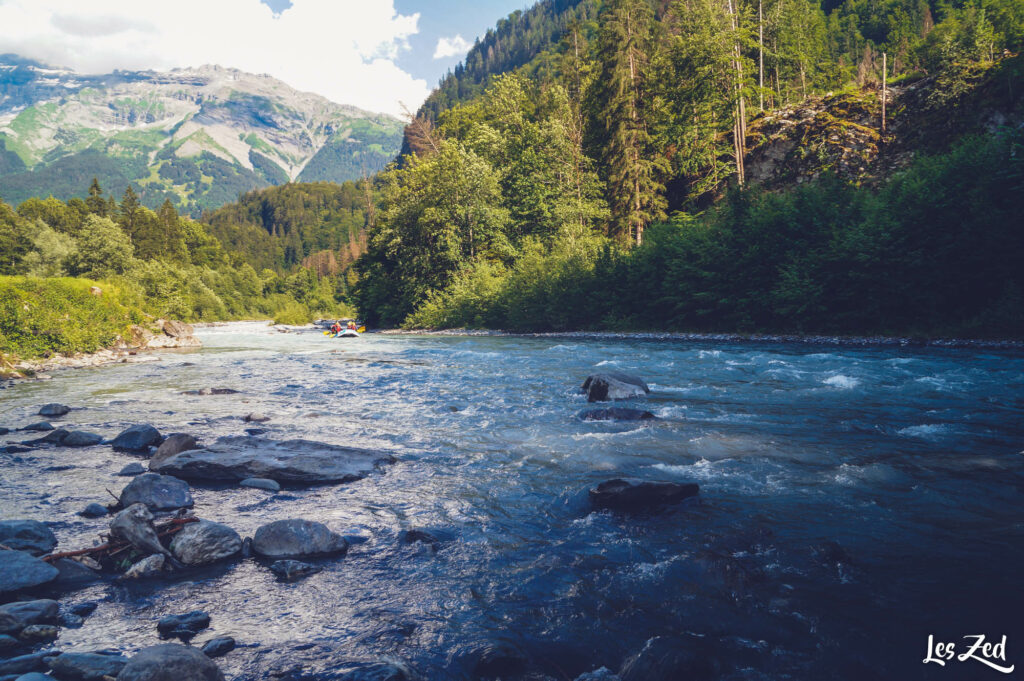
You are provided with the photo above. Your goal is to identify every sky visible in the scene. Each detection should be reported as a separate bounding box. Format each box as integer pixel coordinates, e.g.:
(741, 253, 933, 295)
(0, 0, 530, 118)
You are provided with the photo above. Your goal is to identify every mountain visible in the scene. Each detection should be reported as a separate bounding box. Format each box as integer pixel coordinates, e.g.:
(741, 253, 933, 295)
(0, 55, 404, 214)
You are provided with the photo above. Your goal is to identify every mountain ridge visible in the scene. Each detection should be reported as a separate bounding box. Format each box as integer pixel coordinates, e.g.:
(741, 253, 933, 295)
(0, 55, 403, 213)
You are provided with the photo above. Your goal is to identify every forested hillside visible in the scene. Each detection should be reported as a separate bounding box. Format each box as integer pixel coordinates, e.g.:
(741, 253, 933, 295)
(363, 0, 1024, 336)
(202, 181, 372, 274)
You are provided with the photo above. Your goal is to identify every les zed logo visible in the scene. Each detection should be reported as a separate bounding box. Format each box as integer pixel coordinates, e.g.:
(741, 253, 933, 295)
(924, 635, 1015, 674)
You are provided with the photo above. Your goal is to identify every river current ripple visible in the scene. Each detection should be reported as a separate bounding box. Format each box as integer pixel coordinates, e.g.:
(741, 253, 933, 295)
(2, 322, 1023, 680)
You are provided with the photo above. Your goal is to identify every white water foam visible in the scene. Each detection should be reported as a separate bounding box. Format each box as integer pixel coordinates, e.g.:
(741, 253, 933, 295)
(897, 424, 952, 440)
(823, 374, 860, 389)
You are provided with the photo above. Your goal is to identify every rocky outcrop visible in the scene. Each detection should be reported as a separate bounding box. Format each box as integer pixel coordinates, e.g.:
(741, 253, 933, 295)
(0, 519, 56, 555)
(149, 434, 198, 470)
(117, 643, 225, 681)
(152, 435, 395, 485)
(251, 519, 348, 559)
(169, 521, 242, 566)
(589, 478, 700, 513)
(581, 372, 650, 402)
(123, 321, 201, 350)
(119, 473, 193, 511)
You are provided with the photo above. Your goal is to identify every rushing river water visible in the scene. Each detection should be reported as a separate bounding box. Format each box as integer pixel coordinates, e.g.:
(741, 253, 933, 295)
(2, 322, 1023, 680)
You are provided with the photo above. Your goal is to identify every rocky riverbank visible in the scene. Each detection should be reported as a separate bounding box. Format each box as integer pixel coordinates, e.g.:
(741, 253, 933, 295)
(1, 320, 201, 382)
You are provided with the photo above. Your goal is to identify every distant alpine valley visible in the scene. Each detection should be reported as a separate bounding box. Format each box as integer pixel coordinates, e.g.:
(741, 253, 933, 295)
(0, 55, 404, 213)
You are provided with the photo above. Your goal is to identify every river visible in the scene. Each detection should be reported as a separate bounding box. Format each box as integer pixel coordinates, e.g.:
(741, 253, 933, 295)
(2, 322, 1023, 680)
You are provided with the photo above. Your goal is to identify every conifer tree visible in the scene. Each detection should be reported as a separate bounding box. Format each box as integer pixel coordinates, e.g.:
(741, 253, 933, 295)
(118, 186, 141, 238)
(589, 0, 667, 246)
(86, 178, 108, 217)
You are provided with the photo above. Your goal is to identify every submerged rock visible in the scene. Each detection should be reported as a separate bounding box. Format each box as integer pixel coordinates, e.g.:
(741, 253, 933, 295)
(269, 559, 321, 582)
(0, 519, 57, 555)
(22, 428, 69, 446)
(581, 372, 650, 402)
(118, 643, 225, 681)
(169, 521, 242, 566)
(182, 387, 239, 396)
(51, 558, 104, 589)
(239, 477, 280, 492)
(119, 473, 193, 511)
(578, 408, 656, 421)
(252, 519, 348, 559)
(0, 600, 59, 636)
(109, 424, 163, 451)
(20, 422, 54, 432)
(589, 478, 700, 513)
(153, 435, 396, 485)
(157, 611, 210, 641)
(38, 403, 70, 417)
(200, 637, 235, 659)
(149, 434, 198, 470)
(122, 554, 166, 579)
(48, 651, 128, 680)
(116, 462, 147, 476)
(242, 413, 270, 423)
(78, 503, 109, 518)
(63, 431, 104, 447)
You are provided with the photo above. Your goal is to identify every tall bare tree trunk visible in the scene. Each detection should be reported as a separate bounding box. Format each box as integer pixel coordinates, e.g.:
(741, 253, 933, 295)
(881, 52, 887, 133)
(759, 0, 765, 112)
(727, 0, 746, 185)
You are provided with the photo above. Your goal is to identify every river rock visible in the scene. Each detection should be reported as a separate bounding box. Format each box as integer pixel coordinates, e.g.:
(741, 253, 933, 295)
(122, 554, 166, 580)
(156, 612, 210, 641)
(152, 436, 395, 485)
(117, 643, 225, 681)
(162, 320, 194, 338)
(63, 431, 104, 447)
(109, 505, 171, 559)
(0, 520, 57, 555)
(119, 473, 193, 511)
(242, 413, 269, 423)
(581, 372, 650, 402)
(37, 404, 70, 417)
(0, 633, 19, 654)
(51, 559, 103, 589)
(0, 651, 53, 676)
(251, 519, 347, 559)
(116, 463, 147, 476)
(578, 408, 656, 421)
(239, 478, 280, 492)
(0, 427, 8, 435)
(48, 651, 128, 680)
(20, 422, 54, 432)
(0, 600, 59, 635)
(590, 479, 700, 513)
(18, 624, 58, 644)
(183, 387, 239, 396)
(21, 428, 68, 446)
(109, 425, 163, 451)
(169, 521, 241, 566)
(69, 603, 98, 618)
(149, 434, 198, 470)
(77, 503, 109, 518)
(199, 637, 235, 659)
(268, 559, 321, 582)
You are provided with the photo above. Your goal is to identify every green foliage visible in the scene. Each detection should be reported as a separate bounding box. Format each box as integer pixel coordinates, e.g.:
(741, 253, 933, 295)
(65, 215, 134, 279)
(22, 222, 77, 277)
(0, 276, 145, 358)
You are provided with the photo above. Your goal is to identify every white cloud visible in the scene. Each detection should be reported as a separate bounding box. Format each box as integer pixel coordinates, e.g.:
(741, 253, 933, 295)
(0, 0, 431, 117)
(433, 34, 471, 60)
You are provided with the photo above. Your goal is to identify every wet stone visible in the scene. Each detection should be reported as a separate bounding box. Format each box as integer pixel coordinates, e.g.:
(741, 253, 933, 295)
(37, 404, 70, 417)
(0, 520, 57, 555)
(157, 611, 210, 641)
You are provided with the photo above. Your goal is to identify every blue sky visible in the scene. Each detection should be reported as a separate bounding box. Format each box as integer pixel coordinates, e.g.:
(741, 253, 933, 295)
(0, 0, 531, 116)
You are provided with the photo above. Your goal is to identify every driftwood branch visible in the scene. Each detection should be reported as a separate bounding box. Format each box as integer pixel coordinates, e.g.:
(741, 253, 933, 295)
(41, 517, 198, 563)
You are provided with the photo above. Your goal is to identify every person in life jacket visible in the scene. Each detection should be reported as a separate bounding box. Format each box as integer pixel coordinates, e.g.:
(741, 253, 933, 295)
(347, 321, 357, 331)
(330, 321, 342, 334)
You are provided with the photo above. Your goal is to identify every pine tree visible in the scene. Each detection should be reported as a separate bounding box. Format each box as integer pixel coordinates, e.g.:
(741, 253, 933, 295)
(118, 186, 141, 238)
(590, 0, 667, 246)
(86, 178, 108, 217)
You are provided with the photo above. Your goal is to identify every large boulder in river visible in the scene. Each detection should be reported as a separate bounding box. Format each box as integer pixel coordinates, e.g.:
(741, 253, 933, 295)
(590, 478, 699, 513)
(110, 424, 163, 451)
(0, 599, 59, 635)
(63, 430, 104, 447)
(0, 550, 58, 594)
(162, 320, 194, 338)
(251, 519, 347, 559)
(120, 473, 193, 511)
(117, 643, 225, 681)
(581, 372, 650, 402)
(0, 519, 57, 555)
(152, 436, 395, 485)
(170, 521, 242, 566)
(149, 434, 199, 470)
(578, 408, 656, 421)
